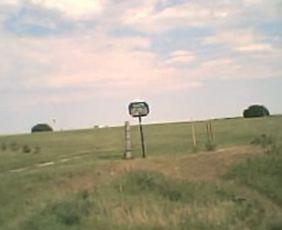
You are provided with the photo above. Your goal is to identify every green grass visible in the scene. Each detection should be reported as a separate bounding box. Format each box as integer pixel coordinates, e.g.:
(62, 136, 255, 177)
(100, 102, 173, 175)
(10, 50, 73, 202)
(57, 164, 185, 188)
(20, 170, 282, 230)
(0, 115, 282, 229)
(225, 139, 282, 206)
(1, 115, 282, 171)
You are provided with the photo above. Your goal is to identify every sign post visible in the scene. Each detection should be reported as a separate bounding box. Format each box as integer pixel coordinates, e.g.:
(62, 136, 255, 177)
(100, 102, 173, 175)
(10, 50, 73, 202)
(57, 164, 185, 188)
(128, 101, 150, 158)
(138, 116, 146, 158)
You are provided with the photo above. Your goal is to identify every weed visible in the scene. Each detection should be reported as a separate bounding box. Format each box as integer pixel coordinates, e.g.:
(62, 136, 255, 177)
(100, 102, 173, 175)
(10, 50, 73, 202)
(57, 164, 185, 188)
(225, 145, 282, 206)
(53, 200, 81, 225)
(0, 142, 7, 151)
(205, 140, 217, 151)
(250, 134, 274, 148)
(24, 193, 93, 229)
(22, 145, 32, 153)
(120, 171, 184, 202)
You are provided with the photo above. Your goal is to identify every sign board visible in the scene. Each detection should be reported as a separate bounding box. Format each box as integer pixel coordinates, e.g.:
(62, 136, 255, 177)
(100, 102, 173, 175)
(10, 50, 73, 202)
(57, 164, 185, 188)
(129, 102, 150, 117)
(128, 101, 150, 158)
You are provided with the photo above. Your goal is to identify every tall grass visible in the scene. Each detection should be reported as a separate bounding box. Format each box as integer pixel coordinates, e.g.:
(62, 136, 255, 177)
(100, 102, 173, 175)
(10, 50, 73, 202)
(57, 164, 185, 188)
(225, 137, 282, 207)
(1, 116, 282, 229)
(20, 170, 282, 230)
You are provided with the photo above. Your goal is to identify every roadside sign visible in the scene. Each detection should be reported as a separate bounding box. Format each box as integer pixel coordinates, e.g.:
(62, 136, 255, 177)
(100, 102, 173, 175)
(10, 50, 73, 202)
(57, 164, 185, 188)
(128, 101, 150, 158)
(129, 101, 149, 118)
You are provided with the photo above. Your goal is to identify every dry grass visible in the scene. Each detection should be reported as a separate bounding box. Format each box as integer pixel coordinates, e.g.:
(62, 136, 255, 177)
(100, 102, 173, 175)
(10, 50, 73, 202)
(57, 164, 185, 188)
(51, 145, 263, 197)
(98, 145, 264, 182)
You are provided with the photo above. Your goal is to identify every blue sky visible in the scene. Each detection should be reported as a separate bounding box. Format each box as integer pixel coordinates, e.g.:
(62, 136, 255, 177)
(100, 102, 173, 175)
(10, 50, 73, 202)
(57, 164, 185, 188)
(0, 0, 281, 134)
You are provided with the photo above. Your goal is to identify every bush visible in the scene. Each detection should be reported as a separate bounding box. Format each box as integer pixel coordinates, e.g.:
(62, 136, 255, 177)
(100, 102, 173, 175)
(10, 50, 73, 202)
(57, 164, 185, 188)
(31, 123, 53, 133)
(1, 142, 7, 151)
(243, 105, 270, 118)
(22, 145, 32, 153)
(250, 134, 274, 148)
(205, 140, 217, 151)
(23, 193, 92, 229)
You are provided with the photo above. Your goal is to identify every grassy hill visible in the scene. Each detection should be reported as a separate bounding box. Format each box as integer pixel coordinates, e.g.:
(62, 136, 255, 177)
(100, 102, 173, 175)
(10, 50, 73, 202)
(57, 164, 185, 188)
(0, 116, 282, 229)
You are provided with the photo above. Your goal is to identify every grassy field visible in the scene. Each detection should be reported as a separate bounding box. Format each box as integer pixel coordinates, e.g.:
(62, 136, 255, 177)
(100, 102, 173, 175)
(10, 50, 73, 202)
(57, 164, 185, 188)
(0, 115, 282, 229)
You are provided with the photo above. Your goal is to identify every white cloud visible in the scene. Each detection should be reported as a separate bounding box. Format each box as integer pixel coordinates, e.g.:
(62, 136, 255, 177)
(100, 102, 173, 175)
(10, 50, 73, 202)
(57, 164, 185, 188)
(0, 0, 19, 5)
(121, 2, 238, 32)
(29, 0, 105, 19)
(0, 30, 201, 100)
(120, 0, 282, 33)
(166, 50, 195, 65)
(203, 29, 274, 53)
(236, 43, 272, 52)
(195, 58, 241, 79)
(0, 0, 281, 102)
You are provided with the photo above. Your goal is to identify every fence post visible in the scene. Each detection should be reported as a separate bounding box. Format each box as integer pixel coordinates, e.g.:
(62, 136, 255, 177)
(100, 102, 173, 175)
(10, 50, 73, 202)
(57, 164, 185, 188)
(192, 123, 197, 147)
(124, 121, 132, 159)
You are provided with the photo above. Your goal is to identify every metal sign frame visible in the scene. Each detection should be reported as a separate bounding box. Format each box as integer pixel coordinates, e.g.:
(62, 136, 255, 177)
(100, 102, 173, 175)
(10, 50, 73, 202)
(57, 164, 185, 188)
(128, 101, 149, 158)
(129, 102, 150, 118)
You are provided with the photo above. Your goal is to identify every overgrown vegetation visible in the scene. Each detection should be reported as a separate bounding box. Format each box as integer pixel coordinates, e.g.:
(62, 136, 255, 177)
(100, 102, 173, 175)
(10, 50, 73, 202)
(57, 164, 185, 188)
(21, 170, 282, 229)
(205, 139, 217, 151)
(226, 136, 282, 207)
(0, 116, 282, 229)
(0, 140, 41, 155)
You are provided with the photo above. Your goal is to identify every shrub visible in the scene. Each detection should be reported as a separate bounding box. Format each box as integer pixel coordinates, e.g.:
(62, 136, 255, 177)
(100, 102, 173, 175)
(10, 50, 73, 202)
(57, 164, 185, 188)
(1, 142, 7, 151)
(205, 140, 216, 151)
(23, 193, 92, 229)
(250, 134, 277, 154)
(22, 145, 32, 153)
(31, 123, 53, 133)
(243, 105, 270, 118)
(250, 134, 274, 148)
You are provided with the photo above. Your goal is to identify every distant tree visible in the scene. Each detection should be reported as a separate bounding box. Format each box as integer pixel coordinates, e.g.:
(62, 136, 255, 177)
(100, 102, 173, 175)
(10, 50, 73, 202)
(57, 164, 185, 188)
(243, 105, 270, 118)
(31, 123, 53, 133)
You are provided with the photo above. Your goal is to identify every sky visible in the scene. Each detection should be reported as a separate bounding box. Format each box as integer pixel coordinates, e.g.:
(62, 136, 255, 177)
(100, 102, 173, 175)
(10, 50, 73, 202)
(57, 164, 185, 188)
(0, 0, 281, 134)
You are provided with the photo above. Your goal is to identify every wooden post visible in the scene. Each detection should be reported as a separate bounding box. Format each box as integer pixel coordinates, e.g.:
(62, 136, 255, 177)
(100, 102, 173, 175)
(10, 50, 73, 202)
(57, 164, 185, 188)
(206, 122, 210, 142)
(192, 123, 197, 147)
(124, 121, 132, 159)
(207, 121, 214, 142)
(210, 121, 215, 142)
(209, 121, 212, 141)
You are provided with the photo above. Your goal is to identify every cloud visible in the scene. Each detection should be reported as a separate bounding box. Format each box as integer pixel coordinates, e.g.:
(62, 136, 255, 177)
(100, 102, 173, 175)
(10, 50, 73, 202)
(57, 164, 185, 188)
(0, 0, 281, 106)
(0, 29, 201, 101)
(120, 0, 282, 34)
(0, 0, 19, 5)
(121, 2, 238, 33)
(166, 50, 195, 65)
(29, 0, 105, 19)
(236, 44, 272, 52)
(203, 28, 275, 53)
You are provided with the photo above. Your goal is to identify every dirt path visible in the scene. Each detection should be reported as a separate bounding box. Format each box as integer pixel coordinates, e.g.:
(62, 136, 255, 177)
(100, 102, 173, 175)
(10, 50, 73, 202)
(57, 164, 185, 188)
(5, 145, 263, 181)
(6, 150, 93, 174)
